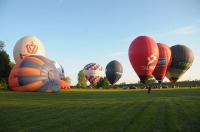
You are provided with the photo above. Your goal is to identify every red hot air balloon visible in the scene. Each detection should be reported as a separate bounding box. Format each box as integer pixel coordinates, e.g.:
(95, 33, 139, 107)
(128, 36, 159, 84)
(153, 43, 171, 85)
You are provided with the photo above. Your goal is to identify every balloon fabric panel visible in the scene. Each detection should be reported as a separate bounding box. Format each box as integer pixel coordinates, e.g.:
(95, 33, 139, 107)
(8, 55, 60, 92)
(11, 81, 44, 92)
(17, 68, 41, 76)
(18, 76, 42, 86)
(20, 60, 42, 69)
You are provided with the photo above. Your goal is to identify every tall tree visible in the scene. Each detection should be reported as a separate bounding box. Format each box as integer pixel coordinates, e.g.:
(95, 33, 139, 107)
(77, 70, 87, 88)
(0, 40, 5, 51)
(0, 41, 13, 83)
(62, 76, 71, 84)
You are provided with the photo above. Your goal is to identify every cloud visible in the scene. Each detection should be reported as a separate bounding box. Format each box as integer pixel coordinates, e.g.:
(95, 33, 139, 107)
(109, 51, 127, 57)
(153, 25, 200, 38)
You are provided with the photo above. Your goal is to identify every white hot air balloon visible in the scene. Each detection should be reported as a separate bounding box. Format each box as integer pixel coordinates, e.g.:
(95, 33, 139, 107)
(13, 36, 45, 63)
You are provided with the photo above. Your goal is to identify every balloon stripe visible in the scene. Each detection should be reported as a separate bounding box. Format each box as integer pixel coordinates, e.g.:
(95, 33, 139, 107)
(30, 55, 50, 64)
(18, 76, 42, 86)
(20, 60, 42, 69)
(22, 57, 45, 66)
(9, 77, 19, 88)
(17, 68, 40, 76)
(11, 80, 44, 92)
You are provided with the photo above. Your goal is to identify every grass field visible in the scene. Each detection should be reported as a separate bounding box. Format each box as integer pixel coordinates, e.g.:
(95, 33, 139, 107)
(0, 88, 200, 132)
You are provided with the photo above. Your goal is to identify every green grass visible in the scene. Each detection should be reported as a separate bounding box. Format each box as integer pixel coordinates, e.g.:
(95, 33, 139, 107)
(0, 88, 200, 132)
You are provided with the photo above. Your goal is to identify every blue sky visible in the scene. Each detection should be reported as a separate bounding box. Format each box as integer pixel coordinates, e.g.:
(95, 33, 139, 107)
(0, 0, 200, 85)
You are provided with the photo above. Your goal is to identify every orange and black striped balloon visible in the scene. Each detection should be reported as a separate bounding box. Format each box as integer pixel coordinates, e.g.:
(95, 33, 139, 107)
(8, 55, 60, 92)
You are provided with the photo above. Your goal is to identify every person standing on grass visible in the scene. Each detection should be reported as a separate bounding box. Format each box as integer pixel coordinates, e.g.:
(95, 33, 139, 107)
(148, 85, 151, 94)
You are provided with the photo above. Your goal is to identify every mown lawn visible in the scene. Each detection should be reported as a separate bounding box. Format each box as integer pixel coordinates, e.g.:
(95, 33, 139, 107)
(0, 88, 200, 132)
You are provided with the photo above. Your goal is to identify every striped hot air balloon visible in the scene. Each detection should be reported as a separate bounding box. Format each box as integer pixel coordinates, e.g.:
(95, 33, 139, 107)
(83, 63, 103, 85)
(8, 55, 60, 92)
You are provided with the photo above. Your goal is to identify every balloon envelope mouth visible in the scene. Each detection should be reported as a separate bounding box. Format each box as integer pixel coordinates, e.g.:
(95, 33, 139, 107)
(48, 70, 55, 83)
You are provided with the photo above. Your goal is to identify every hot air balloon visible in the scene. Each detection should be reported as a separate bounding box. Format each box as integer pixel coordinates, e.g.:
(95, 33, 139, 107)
(13, 36, 45, 63)
(128, 36, 159, 84)
(83, 63, 103, 85)
(51, 61, 65, 79)
(105, 60, 123, 85)
(153, 43, 171, 85)
(60, 80, 70, 90)
(166, 45, 194, 87)
(8, 55, 60, 92)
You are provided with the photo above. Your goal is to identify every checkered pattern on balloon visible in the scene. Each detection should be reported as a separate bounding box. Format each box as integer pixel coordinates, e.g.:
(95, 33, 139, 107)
(83, 63, 103, 85)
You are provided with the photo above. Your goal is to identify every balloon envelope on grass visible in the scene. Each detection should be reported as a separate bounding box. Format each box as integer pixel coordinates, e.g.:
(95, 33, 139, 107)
(60, 80, 70, 90)
(105, 60, 123, 85)
(8, 55, 60, 92)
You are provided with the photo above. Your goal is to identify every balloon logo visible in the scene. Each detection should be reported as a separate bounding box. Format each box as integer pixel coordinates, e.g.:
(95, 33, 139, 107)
(83, 63, 103, 85)
(105, 60, 123, 85)
(153, 43, 171, 84)
(166, 45, 194, 86)
(13, 36, 45, 63)
(8, 55, 60, 92)
(128, 36, 159, 84)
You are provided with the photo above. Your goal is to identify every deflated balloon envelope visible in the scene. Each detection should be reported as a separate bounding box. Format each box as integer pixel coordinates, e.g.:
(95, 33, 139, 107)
(105, 60, 123, 85)
(8, 55, 60, 92)
(128, 36, 159, 84)
(83, 63, 103, 85)
(166, 45, 194, 85)
(60, 80, 70, 90)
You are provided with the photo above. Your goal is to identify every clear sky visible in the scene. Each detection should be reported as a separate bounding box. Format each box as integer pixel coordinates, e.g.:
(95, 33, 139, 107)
(0, 0, 200, 85)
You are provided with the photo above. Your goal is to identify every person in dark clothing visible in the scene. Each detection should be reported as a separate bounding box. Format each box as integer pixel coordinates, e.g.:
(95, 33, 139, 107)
(148, 85, 151, 94)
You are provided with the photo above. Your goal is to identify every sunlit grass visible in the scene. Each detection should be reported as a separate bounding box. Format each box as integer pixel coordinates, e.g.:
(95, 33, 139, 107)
(0, 87, 200, 131)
